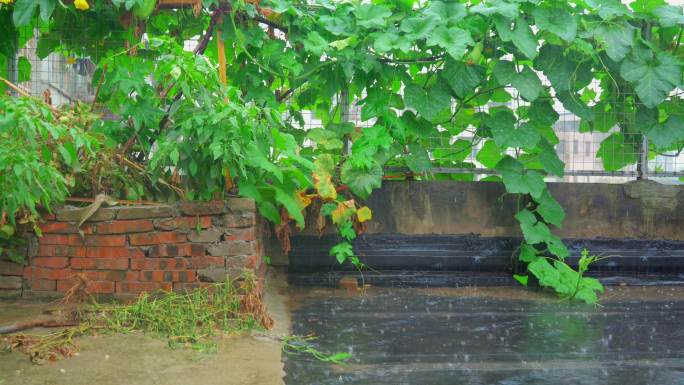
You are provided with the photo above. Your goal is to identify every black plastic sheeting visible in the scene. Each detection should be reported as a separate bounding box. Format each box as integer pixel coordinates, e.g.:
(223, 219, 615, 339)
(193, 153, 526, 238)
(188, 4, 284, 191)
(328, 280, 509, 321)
(289, 234, 684, 274)
(283, 287, 684, 385)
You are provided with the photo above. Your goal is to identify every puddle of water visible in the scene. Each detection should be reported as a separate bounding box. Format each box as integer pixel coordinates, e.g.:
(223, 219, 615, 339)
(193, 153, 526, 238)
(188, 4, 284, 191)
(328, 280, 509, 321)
(283, 285, 684, 385)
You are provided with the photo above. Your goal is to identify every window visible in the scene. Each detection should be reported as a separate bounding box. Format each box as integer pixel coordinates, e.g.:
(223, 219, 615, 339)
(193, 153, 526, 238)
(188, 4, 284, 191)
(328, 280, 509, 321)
(585, 141, 591, 157)
(573, 140, 579, 155)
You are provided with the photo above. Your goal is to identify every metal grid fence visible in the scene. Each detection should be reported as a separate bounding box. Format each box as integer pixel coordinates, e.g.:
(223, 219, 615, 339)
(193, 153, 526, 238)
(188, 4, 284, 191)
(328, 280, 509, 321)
(6, 26, 684, 184)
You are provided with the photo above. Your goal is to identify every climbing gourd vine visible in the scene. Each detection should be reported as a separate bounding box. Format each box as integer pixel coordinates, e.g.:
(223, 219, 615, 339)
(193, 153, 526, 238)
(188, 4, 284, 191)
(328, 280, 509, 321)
(2, 0, 684, 303)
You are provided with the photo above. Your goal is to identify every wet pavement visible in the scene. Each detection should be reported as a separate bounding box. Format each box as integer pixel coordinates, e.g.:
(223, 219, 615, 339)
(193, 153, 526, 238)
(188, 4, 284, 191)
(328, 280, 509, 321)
(283, 284, 684, 385)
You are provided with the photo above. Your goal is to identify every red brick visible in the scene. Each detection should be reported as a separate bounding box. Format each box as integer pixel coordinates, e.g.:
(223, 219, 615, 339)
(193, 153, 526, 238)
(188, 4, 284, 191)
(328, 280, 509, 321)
(57, 278, 116, 294)
(131, 258, 187, 271)
(130, 232, 186, 246)
(81, 270, 127, 282)
(96, 220, 154, 234)
(156, 216, 212, 231)
(57, 278, 77, 292)
(71, 258, 128, 270)
(70, 258, 96, 269)
(125, 271, 139, 281)
(30, 279, 56, 291)
(178, 270, 196, 282)
(148, 244, 204, 257)
(139, 270, 167, 282)
(188, 256, 225, 269)
(178, 200, 225, 216)
(87, 281, 115, 294)
(116, 281, 172, 293)
(38, 234, 126, 247)
(138, 270, 195, 283)
(39, 234, 82, 245)
(245, 254, 259, 269)
(38, 222, 93, 234)
(83, 235, 127, 247)
(85, 247, 144, 258)
(31, 257, 69, 269)
(35, 245, 87, 257)
(224, 227, 256, 242)
(0, 261, 24, 276)
(30, 267, 73, 280)
(42, 213, 57, 221)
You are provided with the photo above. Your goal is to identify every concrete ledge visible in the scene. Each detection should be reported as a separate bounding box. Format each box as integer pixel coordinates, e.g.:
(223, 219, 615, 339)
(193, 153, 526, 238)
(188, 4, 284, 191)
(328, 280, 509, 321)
(324, 180, 684, 241)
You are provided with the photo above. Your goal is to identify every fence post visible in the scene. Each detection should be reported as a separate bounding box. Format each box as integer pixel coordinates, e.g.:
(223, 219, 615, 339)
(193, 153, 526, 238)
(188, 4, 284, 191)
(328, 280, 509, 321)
(639, 135, 649, 180)
(340, 87, 352, 155)
(638, 21, 651, 181)
(6, 33, 19, 96)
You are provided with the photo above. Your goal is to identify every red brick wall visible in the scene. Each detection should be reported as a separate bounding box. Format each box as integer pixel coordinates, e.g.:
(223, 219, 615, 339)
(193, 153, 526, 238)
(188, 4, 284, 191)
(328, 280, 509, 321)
(0, 198, 265, 299)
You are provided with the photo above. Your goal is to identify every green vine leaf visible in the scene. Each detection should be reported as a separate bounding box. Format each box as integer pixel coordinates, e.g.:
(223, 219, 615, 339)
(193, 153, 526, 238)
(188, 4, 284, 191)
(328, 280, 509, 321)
(587, 0, 630, 20)
(476, 140, 504, 168)
(497, 157, 546, 199)
(591, 21, 635, 62)
(519, 243, 538, 262)
(620, 46, 681, 109)
(534, 45, 576, 93)
(399, 16, 435, 40)
(515, 209, 551, 244)
(653, 5, 684, 27)
(537, 139, 565, 177)
(510, 17, 538, 60)
(39, 0, 57, 22)
(535, 189, 565, 228)
(644, 117, 684, 150)
(596, 132, 639, 171)
(423, 1, 466, 24)
(340, 161, 383, 199)
(354, 4, 392, 29)
(532, 7, 577, 42)
(441, 60, 485, 98)
(12, 0, 38, 27)
(403, 82, 451, 122)
(471, 0, 519, 19)
(426, 26, 473, 60)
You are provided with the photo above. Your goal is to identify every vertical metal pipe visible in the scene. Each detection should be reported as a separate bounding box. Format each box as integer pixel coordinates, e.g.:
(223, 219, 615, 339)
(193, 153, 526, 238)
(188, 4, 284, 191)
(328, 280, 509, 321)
(340, 87, 351, 155)
(640, 136, 649, 180)
(7, 32, 19, 96)
(638, 22, 652, 180)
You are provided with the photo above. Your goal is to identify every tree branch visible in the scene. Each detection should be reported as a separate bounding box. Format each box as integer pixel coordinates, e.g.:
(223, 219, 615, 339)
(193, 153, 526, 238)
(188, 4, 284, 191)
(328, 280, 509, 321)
(251, 14, 288, 34)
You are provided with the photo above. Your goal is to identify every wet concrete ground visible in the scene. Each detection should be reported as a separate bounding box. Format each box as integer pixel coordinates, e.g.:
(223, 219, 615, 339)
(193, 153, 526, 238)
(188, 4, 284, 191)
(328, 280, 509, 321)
(0, 270, 291, 385)
(2, 275, 684, 384)
(283, 285, 684, 385)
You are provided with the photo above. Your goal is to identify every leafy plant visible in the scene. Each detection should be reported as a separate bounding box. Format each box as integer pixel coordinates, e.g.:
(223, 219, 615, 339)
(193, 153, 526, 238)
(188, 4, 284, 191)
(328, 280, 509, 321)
(517, 248, 604, 304)
(282, 335, 352, 364)
(3, 0, 684, 302)
(0, 96, 99, 261)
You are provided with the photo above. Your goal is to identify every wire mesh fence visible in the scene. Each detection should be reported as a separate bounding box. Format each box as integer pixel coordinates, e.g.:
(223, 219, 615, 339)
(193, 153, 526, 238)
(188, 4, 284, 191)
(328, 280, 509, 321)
(5, 25, 684, 184)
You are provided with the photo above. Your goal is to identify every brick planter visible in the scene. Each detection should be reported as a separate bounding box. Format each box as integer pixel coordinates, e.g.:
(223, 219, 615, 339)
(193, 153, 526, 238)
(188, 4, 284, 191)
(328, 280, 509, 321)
(0, 198, 266, 299)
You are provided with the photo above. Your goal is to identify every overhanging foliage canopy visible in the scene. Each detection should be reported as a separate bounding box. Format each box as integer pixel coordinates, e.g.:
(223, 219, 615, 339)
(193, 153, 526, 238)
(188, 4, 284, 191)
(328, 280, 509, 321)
(2, 0, 684, 302)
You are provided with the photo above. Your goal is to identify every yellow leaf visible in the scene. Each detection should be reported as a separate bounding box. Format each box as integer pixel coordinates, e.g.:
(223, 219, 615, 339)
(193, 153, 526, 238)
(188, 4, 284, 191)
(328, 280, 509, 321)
(74, 0, 90, 11)
(296, 190, 312, 209)
(66, 57, 76, 65)
(331, 200, 355, 225)
(313, 155, 337, 200)
(314, 171, 337, 200)
(356, 206, 372, 222)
